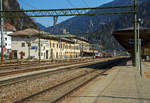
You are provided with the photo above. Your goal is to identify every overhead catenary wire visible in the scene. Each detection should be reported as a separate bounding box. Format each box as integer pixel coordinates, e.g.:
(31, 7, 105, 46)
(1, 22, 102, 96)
(81, 0, 89, 7)
(18, 0, 38, 10)
(65, 0, 76, 8)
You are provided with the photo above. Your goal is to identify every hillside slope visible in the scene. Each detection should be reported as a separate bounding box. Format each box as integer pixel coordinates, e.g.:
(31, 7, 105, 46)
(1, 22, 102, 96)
(45, 0, 150, 51)
(3, 0, 37, 30)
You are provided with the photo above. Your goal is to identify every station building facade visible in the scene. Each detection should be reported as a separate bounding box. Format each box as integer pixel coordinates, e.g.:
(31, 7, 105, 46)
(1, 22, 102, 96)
(0, 24, 16, 55)
(9, 28, 90, 60)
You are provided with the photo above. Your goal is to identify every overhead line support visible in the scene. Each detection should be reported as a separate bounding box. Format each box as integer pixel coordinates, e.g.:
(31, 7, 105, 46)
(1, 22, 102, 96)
(0, 5, 134, 18)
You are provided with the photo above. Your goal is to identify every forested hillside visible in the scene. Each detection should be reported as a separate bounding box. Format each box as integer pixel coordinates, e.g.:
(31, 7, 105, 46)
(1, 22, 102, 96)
(45, 0, 150, 50)
(3, 0, 37, 30)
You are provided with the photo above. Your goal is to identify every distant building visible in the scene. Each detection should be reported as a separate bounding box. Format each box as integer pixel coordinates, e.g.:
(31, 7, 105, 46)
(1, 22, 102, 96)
(0, 23, 16, 55)
(49, 37, 80, 59)
(9, 28, 50, 59)
(9, 28, 97, 60)
(66, 35, 90, 56)
(63, 29, 67, 34)
(9, 29, 82, 60)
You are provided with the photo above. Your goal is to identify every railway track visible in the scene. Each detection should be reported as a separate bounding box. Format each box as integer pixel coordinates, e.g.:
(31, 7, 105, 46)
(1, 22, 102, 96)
(0, 57, 95, 70)
(0, 59, 95, 77)
(0, 66, 81, 88)
(0, 58, 110, 87)
(0, 59, 77, 69)
(12, 58, 126, 103)
(0, 57, 91, 66)
(0, 62, 76, 76)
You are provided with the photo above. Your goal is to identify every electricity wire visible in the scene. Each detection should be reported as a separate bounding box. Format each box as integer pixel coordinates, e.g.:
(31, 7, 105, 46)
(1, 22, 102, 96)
(65, 0, 76, 8)
(18, 0, 38, 10)
(81, 0, 89, 7)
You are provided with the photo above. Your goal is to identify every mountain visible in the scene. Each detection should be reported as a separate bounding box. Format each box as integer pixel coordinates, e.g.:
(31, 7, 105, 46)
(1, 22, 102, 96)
(45, 0, 150, 51)
(45, 0, 134, 34)
(3, 0, 37, 30)
(36, 23, 46, 30)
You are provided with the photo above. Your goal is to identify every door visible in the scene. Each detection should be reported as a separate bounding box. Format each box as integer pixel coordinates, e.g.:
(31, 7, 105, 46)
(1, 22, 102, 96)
(46, 50, 48, 59)
(12, 50, 17, 59)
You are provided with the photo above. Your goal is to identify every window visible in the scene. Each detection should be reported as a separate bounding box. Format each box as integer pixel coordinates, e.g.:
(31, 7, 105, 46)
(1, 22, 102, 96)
(43, 46, 45, 50)
(22, 43, 25, 47)
(5, 38, 7, 41)
(5, 43, 7, 46)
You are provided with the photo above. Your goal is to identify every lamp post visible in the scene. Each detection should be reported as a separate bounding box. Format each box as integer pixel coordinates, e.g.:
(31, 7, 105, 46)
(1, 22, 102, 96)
(133, 0, 138, 67)
(74, 41, 75, 58)
(0, 0, 4, 64)
(137, 18, 143, 76)
(38, 29, 41, 63)
(92, 44, 94, 59)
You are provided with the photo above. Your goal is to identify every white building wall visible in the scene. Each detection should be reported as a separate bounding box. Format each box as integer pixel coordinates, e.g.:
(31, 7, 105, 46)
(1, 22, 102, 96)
(0, 31, 13, 54)
(49, 40, 80, 60)
(11, 36, 50, 60)
(11, 36, 88, 60)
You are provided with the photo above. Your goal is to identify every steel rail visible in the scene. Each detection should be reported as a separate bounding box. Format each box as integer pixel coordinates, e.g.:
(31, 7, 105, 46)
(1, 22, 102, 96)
(13, 69, 102, 103)
(0, 58, 94, 77)
(0, 58, 108, 87)
(0, 67, 80, 88)
(52, 59, 124, 103)
(13, 58, 124, 103)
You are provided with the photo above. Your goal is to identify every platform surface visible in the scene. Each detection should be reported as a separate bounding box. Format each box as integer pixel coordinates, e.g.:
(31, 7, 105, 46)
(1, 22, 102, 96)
(68, 61, 150, 103)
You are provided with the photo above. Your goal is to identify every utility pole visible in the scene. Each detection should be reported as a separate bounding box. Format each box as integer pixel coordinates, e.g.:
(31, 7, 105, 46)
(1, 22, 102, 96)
(134, 0, 137, 67)
(137, 18, 143, 76)
(38, 30, 41, 63)
(92, 44, 94, 59)
(82, 41, 83, 57)
(0, 0, 4, 64)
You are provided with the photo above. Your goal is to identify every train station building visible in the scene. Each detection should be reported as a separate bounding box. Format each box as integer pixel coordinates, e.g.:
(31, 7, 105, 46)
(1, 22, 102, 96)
(0, 24, 16, 56)
(9, 28, 92, 60)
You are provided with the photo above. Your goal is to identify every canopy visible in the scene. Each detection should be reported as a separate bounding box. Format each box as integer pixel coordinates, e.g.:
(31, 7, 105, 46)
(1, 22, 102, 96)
(112, 27, 150, 53)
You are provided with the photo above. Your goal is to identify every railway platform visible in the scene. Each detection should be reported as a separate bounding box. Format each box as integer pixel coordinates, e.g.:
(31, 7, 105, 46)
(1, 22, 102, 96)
(66, 61, 150, 103)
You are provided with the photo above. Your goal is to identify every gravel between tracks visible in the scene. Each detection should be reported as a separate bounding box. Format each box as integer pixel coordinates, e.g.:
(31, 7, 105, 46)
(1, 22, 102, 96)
(0, 68, 93, 103)
(0, 60, 94, 77)
(21, 70, 103, 103)
(0, 62, 71, 73)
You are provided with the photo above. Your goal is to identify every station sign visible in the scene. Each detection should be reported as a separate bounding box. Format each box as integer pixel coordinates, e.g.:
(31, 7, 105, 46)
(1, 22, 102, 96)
(32, 41, 49, 44)
(31, 46, 38, 49)
(128, 39, 144, 46)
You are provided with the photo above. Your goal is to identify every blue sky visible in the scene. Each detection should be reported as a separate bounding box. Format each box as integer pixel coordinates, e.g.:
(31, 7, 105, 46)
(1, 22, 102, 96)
(18, 0, 113, 27)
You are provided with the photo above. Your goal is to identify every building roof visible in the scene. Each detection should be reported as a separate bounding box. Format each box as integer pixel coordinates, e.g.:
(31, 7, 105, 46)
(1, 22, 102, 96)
(61, 38, 75, 43)
(9, 28, 88, 44)
(113, 27, 150, 34)
(112, 27, 150, 52)
(9, 28, 44, 37)
(4, 23, 16, 31)
(9, 28, 75, 43)
(0, 23, 16, 32)
(64, 34, 89, 43)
